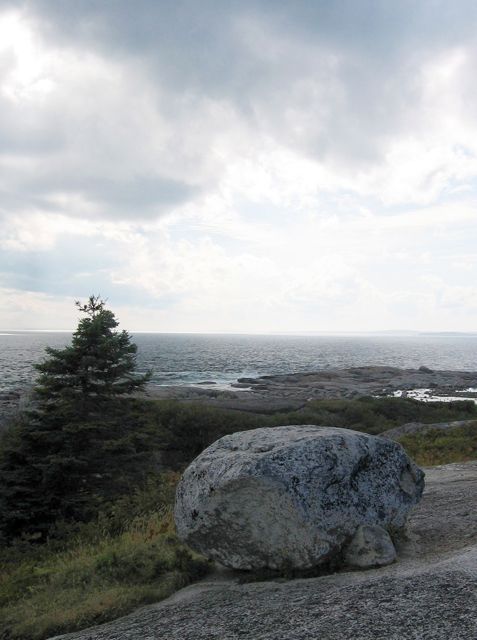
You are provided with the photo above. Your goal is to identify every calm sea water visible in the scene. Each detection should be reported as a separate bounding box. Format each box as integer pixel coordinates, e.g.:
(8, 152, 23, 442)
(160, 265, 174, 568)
(1, 332, 477, 393)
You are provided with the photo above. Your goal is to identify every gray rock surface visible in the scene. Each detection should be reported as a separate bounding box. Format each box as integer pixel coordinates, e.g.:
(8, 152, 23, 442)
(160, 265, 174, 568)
(381, 419, 477, 440)
(175, 426, 424, 570)
(146, 366, 477, 412)
(344, 524, 397, 568)
(50, 461, 477, 640)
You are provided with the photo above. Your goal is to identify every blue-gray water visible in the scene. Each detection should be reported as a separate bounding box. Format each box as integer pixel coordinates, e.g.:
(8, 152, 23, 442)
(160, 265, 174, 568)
(1, 332, 477, 393)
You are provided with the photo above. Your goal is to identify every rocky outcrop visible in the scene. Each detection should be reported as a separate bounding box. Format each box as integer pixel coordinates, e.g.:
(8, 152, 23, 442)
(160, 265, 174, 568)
(175, 426, 424, 570)
(50, 461, 477, 640)
(147, 366, 477, 412)
(381, 419, 477, 440)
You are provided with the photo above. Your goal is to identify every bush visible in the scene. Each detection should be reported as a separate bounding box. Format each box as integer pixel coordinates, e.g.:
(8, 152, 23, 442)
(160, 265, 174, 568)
(140, 396, 477, 469)
(0, 475, 209, 640)
(397, 422, 477, 466)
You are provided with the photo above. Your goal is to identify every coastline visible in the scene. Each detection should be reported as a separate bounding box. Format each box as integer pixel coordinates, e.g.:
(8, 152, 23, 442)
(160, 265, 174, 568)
(2, 367, 477, 426)
(0, 385, 33, 430)
(143, 366, 477, 412)
(3, 366, 477, 640)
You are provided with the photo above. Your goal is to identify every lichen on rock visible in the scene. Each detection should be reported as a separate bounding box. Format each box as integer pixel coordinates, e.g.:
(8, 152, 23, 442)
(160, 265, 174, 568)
(344, 524, 397, 568)
(174, 425, 424, 570)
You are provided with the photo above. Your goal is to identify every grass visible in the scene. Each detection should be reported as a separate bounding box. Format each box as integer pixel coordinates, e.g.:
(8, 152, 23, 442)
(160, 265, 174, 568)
(397, 421, 477, 466)
(140, 396, 477, 468)
(2, 396, 477, 639)
(0, 478, 209, 640)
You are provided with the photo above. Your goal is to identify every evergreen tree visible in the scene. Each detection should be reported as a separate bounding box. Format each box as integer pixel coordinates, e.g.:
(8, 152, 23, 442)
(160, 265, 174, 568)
(35, 295, 149, 411)
(0, 296, 152, 542)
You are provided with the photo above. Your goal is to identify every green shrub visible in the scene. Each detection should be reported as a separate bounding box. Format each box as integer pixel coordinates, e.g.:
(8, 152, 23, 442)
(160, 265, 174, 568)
(398, 422, 477, 466)
(140, 396, 477, 468)
(0, 491, 209, 640)
(2, 395, 476, 639)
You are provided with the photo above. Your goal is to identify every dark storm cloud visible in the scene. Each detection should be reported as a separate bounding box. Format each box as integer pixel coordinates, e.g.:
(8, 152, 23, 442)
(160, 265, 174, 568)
(26, 1, 477, 62)
(23, 0, 477, 167)
(2, 0, 477, 222)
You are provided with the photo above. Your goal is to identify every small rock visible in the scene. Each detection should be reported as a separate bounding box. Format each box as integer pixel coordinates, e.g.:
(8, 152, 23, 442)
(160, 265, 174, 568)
(344, 524, 397, 568)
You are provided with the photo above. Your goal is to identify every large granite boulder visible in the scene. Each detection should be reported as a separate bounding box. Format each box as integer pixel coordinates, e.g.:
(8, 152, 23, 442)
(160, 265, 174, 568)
(174, 426, 424, 570)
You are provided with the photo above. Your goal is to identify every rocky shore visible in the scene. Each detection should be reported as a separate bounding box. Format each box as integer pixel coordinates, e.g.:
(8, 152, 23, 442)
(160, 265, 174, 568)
(146, 366, 477, 412)
(51, 460, 477, 640)
(3, 367, 476, 426)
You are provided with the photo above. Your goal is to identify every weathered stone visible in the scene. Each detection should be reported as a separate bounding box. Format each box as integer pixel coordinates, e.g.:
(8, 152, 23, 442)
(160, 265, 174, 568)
(174, 425, 424, 570)
(48, 461, 477, 640)
(381, 419, 477, 441)
(344, 524, 397, 568)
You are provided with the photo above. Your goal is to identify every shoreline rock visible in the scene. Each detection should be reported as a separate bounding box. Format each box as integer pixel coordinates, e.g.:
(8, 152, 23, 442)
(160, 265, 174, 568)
(144, 366, 477, 412)
(3, 367, 477, 424)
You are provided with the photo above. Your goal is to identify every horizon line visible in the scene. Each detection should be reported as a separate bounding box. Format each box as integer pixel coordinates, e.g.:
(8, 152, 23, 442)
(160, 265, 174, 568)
(1, 329, 477, 336)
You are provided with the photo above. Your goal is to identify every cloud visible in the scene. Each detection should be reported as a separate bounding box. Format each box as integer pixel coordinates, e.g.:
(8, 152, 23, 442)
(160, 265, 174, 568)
(0, 286, 78, 329)
(21, 1, 477, 172)
(3, 1, 477, 221)
(1, 2, 477, 331)
(0, 9, 216, 221)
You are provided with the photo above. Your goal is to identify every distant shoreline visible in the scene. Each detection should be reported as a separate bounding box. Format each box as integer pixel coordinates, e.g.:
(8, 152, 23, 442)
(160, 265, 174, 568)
(144, 366, 477, 413)
(3, 333, 477, 395)
(2, 366, 477, 426)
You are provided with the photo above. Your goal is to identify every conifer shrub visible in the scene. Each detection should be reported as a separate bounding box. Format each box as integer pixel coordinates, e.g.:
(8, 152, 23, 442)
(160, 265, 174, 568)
(0, 296, 152, 542)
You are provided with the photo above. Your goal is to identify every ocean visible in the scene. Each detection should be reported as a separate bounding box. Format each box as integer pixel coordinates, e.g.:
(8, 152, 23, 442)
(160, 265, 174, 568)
(1, 331, 477, 393)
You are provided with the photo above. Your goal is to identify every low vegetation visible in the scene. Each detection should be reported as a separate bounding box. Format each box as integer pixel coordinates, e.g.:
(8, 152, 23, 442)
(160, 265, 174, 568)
(2, 395, 476, 639)
(0, 474, 209, 640)
(2, 298, 477, 639)
(142, 395, 477, 468)
(397, 422, 477, 466)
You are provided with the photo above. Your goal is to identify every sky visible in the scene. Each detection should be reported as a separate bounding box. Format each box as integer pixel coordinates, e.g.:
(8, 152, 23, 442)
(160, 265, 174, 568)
(0, 0, 477, 333)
